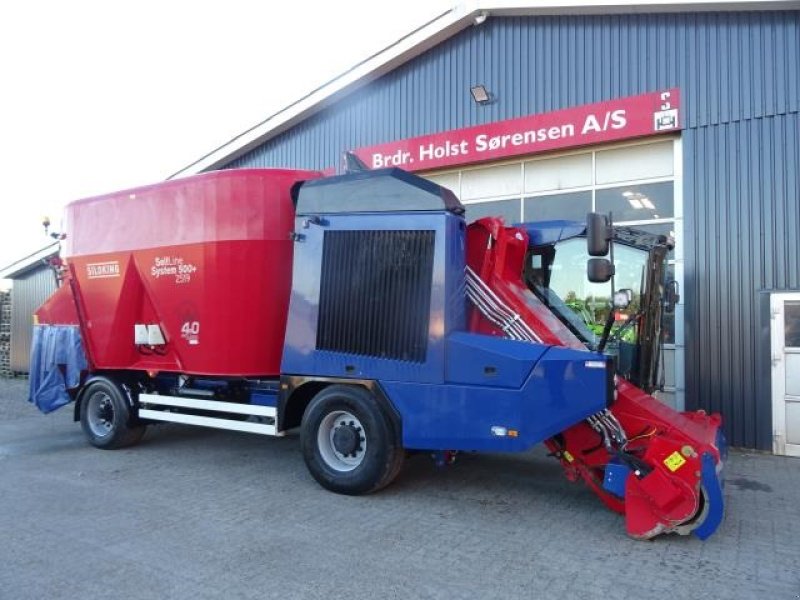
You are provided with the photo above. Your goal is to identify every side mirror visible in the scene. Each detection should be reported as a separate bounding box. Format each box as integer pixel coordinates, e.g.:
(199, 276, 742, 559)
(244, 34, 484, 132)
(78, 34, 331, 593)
(587, 258, 615, 283)
(613, 288, 633, 309)
(664, 280, 680, 314)
(586, 213, 610, 256)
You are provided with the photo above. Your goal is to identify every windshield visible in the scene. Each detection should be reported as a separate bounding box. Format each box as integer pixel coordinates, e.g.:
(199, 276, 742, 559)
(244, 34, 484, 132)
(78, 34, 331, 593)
(532, 237, 649, 351)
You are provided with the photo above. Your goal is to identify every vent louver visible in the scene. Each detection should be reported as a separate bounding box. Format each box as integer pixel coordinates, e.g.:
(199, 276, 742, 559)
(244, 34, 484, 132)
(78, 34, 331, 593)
(317, 230, 435, 362)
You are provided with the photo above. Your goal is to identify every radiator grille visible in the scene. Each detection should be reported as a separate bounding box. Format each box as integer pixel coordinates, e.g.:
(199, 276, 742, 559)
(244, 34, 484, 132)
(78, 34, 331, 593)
(317, 230, 435, 362)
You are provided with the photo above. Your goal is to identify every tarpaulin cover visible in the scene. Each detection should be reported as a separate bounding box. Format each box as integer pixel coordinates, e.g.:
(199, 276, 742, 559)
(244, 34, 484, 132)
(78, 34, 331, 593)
(28, 325, 87, 414)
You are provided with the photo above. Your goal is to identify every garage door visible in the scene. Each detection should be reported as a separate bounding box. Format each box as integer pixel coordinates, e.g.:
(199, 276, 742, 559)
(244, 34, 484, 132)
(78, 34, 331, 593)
(423, 138, 684, 410)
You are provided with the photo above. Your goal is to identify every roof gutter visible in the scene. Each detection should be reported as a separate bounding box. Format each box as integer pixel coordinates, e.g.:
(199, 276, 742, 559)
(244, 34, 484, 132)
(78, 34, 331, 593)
(0, 243, 60, 280)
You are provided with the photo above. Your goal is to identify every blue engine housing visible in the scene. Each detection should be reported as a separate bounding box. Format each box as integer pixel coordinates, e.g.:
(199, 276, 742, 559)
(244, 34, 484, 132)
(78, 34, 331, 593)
(385, 333, 610, 451)
(282, 168, 609, 451)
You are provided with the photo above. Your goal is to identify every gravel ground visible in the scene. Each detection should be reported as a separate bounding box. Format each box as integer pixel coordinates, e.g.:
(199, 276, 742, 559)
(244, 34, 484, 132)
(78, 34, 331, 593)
(1, 377, 799, 600)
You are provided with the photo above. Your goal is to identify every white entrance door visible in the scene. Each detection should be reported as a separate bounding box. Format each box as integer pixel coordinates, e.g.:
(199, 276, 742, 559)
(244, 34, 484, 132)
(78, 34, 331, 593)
(771, 293, 800, 456)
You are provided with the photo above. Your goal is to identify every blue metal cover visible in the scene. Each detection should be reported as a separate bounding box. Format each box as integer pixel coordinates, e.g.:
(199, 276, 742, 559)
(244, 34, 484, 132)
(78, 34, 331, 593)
(281, 210, 466, 384)
(518, 220, 586, 247)
(382, 343, 609, 451)
(693, 452, 725, 540)
(444, 331, 548, 388)
(603, 461, 631, 498)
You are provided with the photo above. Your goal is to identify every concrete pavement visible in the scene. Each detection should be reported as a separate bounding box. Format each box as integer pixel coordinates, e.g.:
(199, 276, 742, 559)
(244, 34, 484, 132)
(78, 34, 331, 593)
(1, 378, 798, 599)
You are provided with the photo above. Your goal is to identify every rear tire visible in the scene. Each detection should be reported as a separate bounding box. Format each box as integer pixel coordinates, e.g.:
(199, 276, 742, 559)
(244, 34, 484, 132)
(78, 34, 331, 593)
(301, 385, 403, 495)
(79, 379, 146, 449)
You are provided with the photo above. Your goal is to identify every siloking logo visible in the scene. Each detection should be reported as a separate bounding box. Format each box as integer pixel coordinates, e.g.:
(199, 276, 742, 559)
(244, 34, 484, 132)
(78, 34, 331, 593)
(86, 261, 120, 279)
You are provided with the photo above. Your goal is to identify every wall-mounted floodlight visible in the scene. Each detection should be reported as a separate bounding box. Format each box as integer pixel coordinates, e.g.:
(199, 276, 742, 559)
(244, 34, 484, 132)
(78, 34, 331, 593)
(474, 11, 488, 26)
(470, 85, 491, 104)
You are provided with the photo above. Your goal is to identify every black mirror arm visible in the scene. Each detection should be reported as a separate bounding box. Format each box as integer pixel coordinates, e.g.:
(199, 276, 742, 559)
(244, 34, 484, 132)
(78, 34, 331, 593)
(597, 304, 617, 353)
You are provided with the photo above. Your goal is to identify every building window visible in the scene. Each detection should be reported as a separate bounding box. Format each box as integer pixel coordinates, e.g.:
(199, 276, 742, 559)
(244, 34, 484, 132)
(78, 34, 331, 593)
(523, 191, 592, 222)
(465, 199, 521, 224)
(594, 182, 674, 223)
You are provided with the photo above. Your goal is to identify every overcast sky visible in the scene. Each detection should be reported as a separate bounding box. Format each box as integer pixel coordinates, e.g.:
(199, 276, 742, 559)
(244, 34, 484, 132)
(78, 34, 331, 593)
(0, 0, 452, 274)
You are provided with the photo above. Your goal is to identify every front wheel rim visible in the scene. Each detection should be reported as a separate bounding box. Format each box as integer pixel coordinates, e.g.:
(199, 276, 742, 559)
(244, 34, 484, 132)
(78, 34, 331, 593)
(86, 391, 115, 438)
(317, 410, 367, 472)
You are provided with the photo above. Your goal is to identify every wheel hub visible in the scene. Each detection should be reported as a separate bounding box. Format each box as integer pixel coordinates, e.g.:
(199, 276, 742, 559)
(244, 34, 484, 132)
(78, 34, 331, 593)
(332, 421, 362, 457)
(97, 400, 113, 425)
(87, 391, 115, 438)
(317, 410, 367, 472)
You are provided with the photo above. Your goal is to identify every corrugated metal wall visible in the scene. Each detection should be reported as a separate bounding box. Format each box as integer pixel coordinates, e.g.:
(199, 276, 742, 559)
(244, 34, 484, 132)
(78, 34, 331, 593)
(684, 112, 800, 449)
(226, 11, 800, 448)
(11, 267, 57, 372)
(228, 11, 799, 172)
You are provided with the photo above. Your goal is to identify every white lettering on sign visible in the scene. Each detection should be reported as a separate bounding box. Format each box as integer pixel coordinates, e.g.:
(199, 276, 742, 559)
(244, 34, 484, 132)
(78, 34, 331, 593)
(180, 320, 200, 345)
(372, 149, 414, 168)
(475, 122, 577, 152)
(369, 112, 629, 168)
(151, 256, 198, 284)
(419, 140, 470, 161)
(580, 110, 627, 134)
(86, 261, 120, 279)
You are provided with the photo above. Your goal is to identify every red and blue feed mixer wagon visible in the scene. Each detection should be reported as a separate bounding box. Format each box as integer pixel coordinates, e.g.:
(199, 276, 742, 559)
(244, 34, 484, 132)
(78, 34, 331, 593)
(31, 167, 725, 539)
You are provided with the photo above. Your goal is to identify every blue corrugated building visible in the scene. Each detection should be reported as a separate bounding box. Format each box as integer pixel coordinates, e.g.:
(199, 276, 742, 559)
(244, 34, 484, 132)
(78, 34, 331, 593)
(173, 1, 800, 453)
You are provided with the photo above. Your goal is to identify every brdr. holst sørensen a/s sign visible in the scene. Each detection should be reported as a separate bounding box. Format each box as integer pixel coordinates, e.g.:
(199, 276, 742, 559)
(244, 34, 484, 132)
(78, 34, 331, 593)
(355, 89, 681, 172)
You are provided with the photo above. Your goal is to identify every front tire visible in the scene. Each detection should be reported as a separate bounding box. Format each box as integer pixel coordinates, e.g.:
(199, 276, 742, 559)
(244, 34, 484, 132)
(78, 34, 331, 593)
(301, 385, 403, 495)
(79, 379, 146, 449)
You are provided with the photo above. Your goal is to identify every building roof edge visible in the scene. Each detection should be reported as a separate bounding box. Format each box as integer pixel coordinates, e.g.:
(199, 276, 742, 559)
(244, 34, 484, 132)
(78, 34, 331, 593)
(167, 0, 799, 179)
(0, 243, 60, 280)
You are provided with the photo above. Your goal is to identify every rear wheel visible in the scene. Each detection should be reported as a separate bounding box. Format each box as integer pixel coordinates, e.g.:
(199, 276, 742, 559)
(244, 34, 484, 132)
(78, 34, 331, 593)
(80, 379, 146, 449)
(301, 385, 403, 495)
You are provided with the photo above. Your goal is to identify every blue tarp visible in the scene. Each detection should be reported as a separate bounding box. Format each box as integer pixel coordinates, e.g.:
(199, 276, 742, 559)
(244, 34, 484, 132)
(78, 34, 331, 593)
(28, 325, 88, 414)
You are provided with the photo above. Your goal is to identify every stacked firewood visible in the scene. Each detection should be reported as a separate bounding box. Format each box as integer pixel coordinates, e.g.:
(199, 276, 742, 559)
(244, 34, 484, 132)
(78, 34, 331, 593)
(0, 290, 10, 377)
